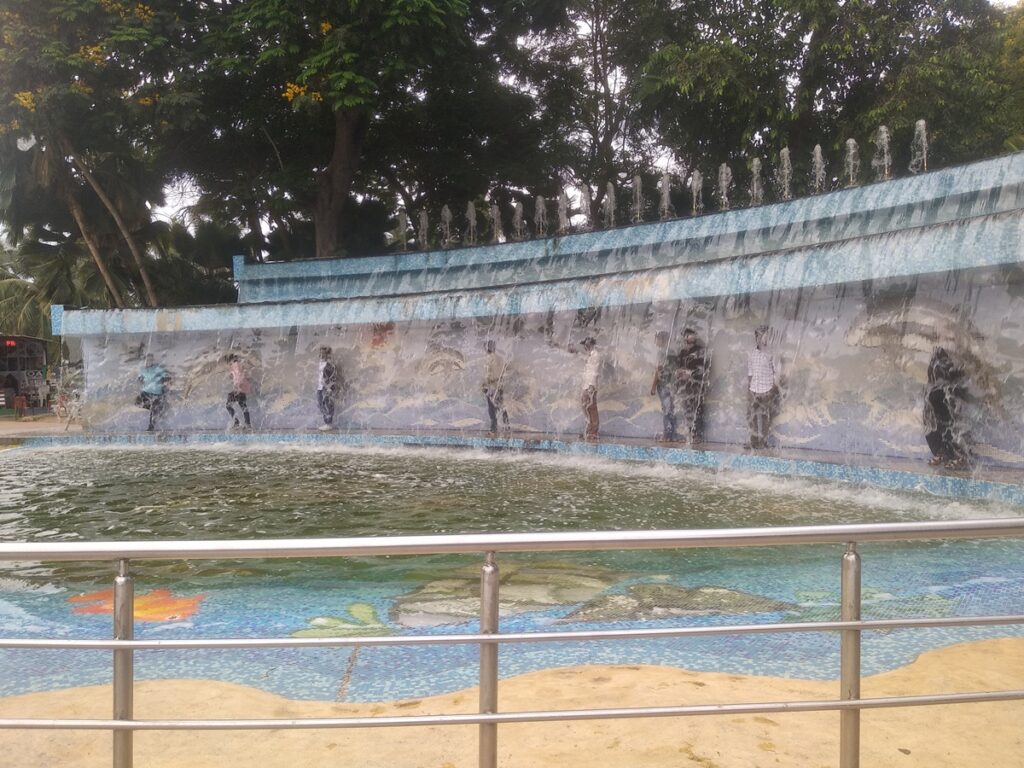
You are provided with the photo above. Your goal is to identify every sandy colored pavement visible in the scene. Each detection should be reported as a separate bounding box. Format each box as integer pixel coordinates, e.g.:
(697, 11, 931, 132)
(0, 638, 1021, 768)
(0, 414, 81, 438)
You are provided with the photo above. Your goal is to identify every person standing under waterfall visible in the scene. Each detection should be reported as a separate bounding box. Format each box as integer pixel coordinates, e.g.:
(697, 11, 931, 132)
(571, 336, 601, 441)
(747, 326, 779, 449)
(481, 340, 509, 437)
(924, 344, 968, 469)
(676, 328, 709, 445)
(136, 354, 170, 432)
(316, 346, 339, 431)
(225, 354, 252, 430)
(650, 331, 679, 441)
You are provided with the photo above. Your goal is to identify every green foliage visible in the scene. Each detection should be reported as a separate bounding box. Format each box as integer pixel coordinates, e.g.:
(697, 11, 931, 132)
(291, 602, 392, 638)
(1, 0, 1022, 303)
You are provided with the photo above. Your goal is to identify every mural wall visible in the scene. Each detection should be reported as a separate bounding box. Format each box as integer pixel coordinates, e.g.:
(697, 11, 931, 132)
(76, 263, 1024, 466)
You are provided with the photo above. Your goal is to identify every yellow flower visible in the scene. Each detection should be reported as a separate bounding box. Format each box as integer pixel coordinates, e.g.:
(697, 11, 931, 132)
(310, 91, 323, 102)
(13, 91, 35, 112)
(319, 20, 332, 34)
(282, 82, 307, 102)
(79, 44, 106, 65)
(137, 96, 154, 106)
(133, 3, 155, 23)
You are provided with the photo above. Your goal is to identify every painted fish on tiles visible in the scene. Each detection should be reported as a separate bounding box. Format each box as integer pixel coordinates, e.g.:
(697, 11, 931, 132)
(68, 588, 206, 622)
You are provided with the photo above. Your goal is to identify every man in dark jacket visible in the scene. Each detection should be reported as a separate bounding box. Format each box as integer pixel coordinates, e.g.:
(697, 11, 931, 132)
(675, 328, 709, 445)
(924, 345, 968, 469)
(316, 346, 339, 430)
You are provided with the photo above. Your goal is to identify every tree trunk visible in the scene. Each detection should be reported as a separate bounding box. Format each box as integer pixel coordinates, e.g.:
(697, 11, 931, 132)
(313, 109, 367, 260)
(66, 193, 125, 308)
(60, 140, 160, 307)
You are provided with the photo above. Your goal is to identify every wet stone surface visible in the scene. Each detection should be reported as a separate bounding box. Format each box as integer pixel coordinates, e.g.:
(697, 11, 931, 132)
(559, 583, 797, 623)
(390, 562, 626, 627)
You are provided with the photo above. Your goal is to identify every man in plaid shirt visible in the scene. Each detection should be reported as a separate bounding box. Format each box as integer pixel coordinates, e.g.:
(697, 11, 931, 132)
(747, 326, 779, 448)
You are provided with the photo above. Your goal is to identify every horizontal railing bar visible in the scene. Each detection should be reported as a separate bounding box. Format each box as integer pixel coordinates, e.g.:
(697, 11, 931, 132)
(1, 518, 1022, 561)
(1, 690, 1021, 730)
(2, 614, 1022, 650)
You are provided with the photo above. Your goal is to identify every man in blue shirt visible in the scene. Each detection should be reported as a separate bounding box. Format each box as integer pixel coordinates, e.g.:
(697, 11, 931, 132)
(136, 354, 170, 431)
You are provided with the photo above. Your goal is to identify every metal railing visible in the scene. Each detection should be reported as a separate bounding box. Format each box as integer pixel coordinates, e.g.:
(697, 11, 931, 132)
(1, 518, 1024, 768)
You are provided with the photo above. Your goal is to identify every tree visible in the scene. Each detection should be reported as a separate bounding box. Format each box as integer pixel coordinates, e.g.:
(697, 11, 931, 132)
(175, 0, 472, 260)
(0, 0, 171, 305)
(511, 0, 673, 220)
(637, 0, 1007, 195)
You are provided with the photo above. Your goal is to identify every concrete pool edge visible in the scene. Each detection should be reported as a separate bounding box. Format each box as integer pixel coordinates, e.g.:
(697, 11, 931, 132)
(14, 430, 1024, 507)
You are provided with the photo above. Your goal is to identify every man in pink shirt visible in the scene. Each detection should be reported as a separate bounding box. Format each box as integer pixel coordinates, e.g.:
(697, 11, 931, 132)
(226, 354, 252, 430)
(746, 326, 778, 448)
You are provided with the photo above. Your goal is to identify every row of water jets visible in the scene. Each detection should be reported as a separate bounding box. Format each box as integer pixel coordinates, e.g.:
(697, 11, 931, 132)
(397, 121, 928, 249)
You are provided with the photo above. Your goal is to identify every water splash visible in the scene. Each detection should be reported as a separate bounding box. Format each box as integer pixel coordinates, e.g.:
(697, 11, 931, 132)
(440, 204, 453, 246)
(534, 195, 547, 237)
(511, 201, 526, 240)
(418, 209, 429, 250)
(396, 210, 408, 251)
(602, 181, 616, 228)
(844, 138, 860, 187)
(871, 126, 892, 181)
(489, 201, 502, 243)
(690, 170, 704, 215)
(776, 148, 792, 201)
(717, 163, 732, 210)
(658, 173, 672, 220)
(749, 158, 764, 206)
(811, 145, 827, 194)
(581, 185, 594, 231)
(557, 190, 570, 234)
(464, 202, 477, 245)
(909, 119, 928, 174)
(631, 175, 644, 223)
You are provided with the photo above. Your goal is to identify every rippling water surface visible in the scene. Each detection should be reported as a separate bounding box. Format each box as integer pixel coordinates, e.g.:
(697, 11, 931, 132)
(0, 443, 1017, 583)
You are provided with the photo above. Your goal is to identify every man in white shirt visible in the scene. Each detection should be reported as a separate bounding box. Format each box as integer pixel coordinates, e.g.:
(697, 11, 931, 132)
(481, 340, 509, 436)
(747, 326, 779, 448)
(578, 336, 601, 440)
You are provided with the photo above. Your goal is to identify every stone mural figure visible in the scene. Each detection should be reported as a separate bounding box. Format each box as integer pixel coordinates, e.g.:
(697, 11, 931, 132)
(136, 354, 169, 434)
(924, 343, 969, 469)
(570, 336, 601, 441)
(650, 330, 678, 441)
(675, 328, 709, 445)
(316, 346, 339, 430)
(225, 353, 252, 430)
(746, 326, 779, 449)
(136, 353, 170, 432)
(481, 340, 510, 436)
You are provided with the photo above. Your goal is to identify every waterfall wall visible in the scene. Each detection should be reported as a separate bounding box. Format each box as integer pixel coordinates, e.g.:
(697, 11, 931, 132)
(54, 153, 1024, 465)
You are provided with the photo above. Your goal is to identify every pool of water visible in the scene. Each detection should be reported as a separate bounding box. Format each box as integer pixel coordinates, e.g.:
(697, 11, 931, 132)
(1, 444, 1022, 701)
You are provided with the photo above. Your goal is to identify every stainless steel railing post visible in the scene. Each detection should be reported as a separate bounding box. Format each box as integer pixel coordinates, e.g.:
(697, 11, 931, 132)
(113, 559, 134, 768)
(839, 542, 861, 768)
(479, 551, 499, 768)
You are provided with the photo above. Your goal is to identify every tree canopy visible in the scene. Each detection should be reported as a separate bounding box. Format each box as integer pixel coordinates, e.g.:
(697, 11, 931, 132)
(0, 0, 1022, 327)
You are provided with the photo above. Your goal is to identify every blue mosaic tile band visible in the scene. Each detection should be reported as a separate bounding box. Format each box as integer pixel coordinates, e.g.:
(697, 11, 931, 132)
(52, 209, 1024, 335)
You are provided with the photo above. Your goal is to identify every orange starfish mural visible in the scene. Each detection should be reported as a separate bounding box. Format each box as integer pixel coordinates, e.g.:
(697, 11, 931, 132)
(68, 588, 206, 622)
